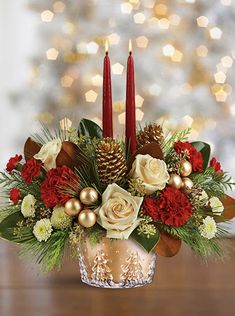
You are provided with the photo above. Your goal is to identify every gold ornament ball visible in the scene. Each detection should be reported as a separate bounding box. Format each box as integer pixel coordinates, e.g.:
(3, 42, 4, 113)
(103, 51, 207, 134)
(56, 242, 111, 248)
(78, 209, 97, 228)
(80, 187, 98, 205)
(65, 198, 83, 216)
(180, 160, 192, 177)
(181, 177, 194, 193)
(168, 174, 183, 189)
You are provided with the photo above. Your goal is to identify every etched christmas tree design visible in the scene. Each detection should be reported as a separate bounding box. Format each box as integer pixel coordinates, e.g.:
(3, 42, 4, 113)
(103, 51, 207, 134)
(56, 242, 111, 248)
(91, 250, 113, 283)
(121, 252, 144, 283)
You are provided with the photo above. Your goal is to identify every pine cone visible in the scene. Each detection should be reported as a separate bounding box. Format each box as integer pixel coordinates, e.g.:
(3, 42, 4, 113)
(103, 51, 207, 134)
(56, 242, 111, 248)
(96, 138, 127, 186)
(137, 124, 164, 148)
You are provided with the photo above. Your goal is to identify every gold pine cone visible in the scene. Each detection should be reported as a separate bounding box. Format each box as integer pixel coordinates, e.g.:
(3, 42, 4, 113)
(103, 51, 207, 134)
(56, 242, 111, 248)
(96, 138, 127, 186)
(137, 124, 164, 148)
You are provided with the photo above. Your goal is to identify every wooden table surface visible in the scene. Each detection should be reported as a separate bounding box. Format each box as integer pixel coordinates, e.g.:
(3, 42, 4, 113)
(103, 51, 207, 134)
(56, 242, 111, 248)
(0, 239, 235, 316)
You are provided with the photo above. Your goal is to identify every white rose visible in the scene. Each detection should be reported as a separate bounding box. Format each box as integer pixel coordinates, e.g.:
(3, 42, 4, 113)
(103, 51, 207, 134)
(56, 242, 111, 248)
(33, 218, 53, 242)
(130, 154, 169, 195)
(96, 183, 143, 240)
(34, 139, 62, 171)
(21, 194, 36, 218)
(209, 197, 224, 216)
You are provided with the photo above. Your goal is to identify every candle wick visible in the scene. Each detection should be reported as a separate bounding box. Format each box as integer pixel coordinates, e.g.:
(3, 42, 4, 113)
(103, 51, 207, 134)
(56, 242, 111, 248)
(105, 51, 108, 56)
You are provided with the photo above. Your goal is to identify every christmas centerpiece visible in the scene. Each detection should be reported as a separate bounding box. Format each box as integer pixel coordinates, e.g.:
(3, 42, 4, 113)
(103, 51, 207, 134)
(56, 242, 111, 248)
(0, 42, 235, 289)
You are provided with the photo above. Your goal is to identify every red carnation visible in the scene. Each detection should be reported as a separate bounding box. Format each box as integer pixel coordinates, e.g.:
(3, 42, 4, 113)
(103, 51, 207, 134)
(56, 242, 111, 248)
(40, 165, 78, 208)
(6, 154, 22, 173)
(10, 188, 20, 205)
(210, 157, 223, 173)
(174, 141, 203, 173)
(143, 187, 193, 227)
(21, 158, 42, 184)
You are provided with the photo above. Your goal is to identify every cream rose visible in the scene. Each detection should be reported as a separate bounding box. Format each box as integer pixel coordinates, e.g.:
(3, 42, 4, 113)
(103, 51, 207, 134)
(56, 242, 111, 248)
(34, 139, 62, 171)
(130, 154, 169, 195)
(96, 183, 143, 240)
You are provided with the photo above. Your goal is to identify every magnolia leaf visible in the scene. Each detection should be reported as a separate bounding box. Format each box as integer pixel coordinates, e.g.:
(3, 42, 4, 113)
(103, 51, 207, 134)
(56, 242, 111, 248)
(24, 137, 41, 161)
(131, 227, 160, 253)
(0, 212, 24, 242)
(78, 118, 102, 139)
(154, 230, 182, 257)
(56, 141, 82, 169)
(216, 195, 235, 222)
(128, 143, 164, 171)
(191, 141, 211, 170)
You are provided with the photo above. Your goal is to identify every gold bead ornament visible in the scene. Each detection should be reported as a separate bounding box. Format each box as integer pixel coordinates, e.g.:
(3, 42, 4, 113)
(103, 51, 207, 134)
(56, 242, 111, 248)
(78, 209, 97, 228)
(80, 187, 99, 205)
(179, 160, 192, 177)
(168, 173, 183, 189)
(64, 198, 83, 216)
(181, 177, 194, 193)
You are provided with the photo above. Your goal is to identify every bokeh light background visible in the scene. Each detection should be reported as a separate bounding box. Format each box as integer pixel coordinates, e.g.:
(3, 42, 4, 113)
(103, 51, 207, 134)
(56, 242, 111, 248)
(0, 0, 235, 198)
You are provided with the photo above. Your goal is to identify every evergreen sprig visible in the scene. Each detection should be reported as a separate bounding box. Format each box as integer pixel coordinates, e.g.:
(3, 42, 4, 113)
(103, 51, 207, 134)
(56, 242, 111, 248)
(190, 167, 234, 197)
(159, 222, 229, 259)
(19, 230, 70, 272)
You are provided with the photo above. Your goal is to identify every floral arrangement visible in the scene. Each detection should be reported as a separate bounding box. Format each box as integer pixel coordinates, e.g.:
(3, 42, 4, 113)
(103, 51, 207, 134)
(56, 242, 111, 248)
(0, 119, 235, 273)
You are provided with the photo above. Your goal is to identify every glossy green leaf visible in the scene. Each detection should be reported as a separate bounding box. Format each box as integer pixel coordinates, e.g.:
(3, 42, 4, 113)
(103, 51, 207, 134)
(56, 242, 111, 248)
(131, 227, 160, 253)
(78, 118, 102, 139)
(0, 212, 25, 242)
(191, 141, 211, 170)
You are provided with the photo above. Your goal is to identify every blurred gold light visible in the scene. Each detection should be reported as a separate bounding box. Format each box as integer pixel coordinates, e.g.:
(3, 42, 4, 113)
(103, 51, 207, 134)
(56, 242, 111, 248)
(113, 101, 125, 112)
(162, 44, 175, 57)
(85, 90, 98, 102)
(118, 112, 126, 125)
(221, 56, 233, 68)
(158, 18, 170, 29)
(46, 48, 59, 60)
(136, 36, 149, 48)
(60, 117, 72, 130)
(214, 71, 226, 84)
(112, 63, 124, 75)
(62, 22, 75, 34)
(169, 14, 181, 26)
(136, 109, 144, 121)
(196, 45, 208, 57)
(53, 1, 66, 13)
(108, 33, 120, 45)
(155, 4, 168, 16)
(61, 75, 74, 87)
(87, 41, 99, 54)
(144, 0, 155, 8)
(171, 50, 183, 62)
(135, 95, 144, 107)
(41, 10, 54, 22)
(182, 115, 194, 127)
(121, 2, 133, 14)
(91, 74, 103, 87)
(215, 90, 228, 102)
(196, 16, 209, 27)
(133, 13, 146, 24)
(209, 27, 222, 39)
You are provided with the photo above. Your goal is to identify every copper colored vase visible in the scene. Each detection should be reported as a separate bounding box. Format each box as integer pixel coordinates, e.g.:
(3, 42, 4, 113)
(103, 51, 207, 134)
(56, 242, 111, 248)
(78, 237, 156, 289)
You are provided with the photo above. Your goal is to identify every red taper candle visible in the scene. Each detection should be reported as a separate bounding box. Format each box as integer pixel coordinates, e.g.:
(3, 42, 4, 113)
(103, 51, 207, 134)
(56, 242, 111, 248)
(102, 40, 113, 138)
(125, 40, 136, 154)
